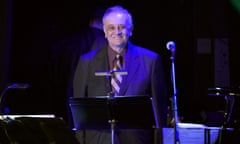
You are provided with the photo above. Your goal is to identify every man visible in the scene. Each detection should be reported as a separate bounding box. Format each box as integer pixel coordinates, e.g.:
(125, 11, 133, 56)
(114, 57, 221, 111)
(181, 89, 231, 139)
(73, 5, 167, 144)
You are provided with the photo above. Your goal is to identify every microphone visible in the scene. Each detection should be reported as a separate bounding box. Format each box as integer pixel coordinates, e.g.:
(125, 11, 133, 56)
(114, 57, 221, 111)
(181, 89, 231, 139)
(166, 41, 176, 58)
(166, 41, 176, 51)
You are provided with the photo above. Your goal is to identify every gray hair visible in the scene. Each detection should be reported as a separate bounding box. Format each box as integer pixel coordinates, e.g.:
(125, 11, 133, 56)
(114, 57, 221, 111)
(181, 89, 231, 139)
(102, 5, 133, 28)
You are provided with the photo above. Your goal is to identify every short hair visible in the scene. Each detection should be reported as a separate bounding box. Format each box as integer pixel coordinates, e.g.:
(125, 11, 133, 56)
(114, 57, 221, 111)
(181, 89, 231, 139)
(102, 5, 133, 28)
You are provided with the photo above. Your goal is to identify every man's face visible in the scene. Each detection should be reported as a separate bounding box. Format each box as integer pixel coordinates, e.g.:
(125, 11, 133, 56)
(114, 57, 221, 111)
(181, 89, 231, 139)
(103, 12, 133, 49)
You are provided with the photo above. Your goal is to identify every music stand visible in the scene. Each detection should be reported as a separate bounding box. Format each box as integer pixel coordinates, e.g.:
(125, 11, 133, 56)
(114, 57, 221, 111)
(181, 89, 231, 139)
(69, 95, 157, 144)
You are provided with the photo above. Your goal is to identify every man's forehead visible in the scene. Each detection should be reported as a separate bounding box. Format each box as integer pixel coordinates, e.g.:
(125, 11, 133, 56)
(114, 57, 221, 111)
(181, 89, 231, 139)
(105, 12, 127, 20)
(104, 12, 128, 24)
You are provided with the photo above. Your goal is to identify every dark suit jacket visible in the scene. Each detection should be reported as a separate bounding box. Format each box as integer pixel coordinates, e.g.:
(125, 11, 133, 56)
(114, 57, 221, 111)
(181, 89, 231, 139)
(73, 41, 167, 144)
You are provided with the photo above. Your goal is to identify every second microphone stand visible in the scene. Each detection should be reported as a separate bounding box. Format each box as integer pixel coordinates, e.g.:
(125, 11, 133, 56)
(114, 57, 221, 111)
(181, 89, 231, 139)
(169, 49, 180, 144)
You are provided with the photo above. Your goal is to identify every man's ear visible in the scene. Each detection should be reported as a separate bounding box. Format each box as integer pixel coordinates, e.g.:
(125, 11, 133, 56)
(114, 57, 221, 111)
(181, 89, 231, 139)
(129, 26, 134, 36)
(103, 27, 108, 38)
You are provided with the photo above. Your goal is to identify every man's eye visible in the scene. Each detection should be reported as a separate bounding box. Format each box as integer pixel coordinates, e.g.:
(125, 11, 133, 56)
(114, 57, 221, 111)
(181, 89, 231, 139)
(118, 25, 125, 30)
(108, 26, 115, 31)
(106, 25, 127, 31)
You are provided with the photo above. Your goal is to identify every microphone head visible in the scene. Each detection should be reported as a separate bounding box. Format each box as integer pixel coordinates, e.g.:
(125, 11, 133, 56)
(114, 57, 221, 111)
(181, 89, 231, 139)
(166, 41, 176, 51)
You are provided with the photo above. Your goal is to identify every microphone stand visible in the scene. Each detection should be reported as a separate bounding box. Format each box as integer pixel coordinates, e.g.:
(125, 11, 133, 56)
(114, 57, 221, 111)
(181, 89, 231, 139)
(169, 50, 180, 144)
(0, 87, 9, 115)
(0, 83, 29, 116)
(95, 70, 127, 144)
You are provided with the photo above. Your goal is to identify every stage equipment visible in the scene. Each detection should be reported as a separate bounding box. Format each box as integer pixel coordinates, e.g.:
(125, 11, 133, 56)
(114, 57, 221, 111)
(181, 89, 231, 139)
(69, 95, 157, 144)
(0, 115, 79, 144)
(208, 87, 240, 144)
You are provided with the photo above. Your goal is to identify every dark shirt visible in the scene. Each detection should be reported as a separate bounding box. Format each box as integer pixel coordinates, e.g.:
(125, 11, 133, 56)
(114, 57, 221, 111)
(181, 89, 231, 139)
(107, 46, 126, 70)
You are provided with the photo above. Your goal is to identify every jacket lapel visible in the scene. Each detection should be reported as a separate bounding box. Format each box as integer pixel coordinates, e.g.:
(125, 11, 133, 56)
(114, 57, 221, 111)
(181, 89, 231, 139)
(94, 46, 109, 71)
(119, 43, 140, 95)
(92, 46, 111, 96)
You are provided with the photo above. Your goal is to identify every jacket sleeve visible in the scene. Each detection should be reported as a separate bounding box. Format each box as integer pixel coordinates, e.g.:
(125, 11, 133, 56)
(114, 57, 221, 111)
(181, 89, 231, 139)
(151, 54, 168, 128)
(73, 55, 89, 98)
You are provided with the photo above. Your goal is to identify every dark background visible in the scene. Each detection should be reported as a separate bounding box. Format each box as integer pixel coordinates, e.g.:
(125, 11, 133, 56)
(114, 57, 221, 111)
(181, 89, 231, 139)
(1, 0, 240, 126)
